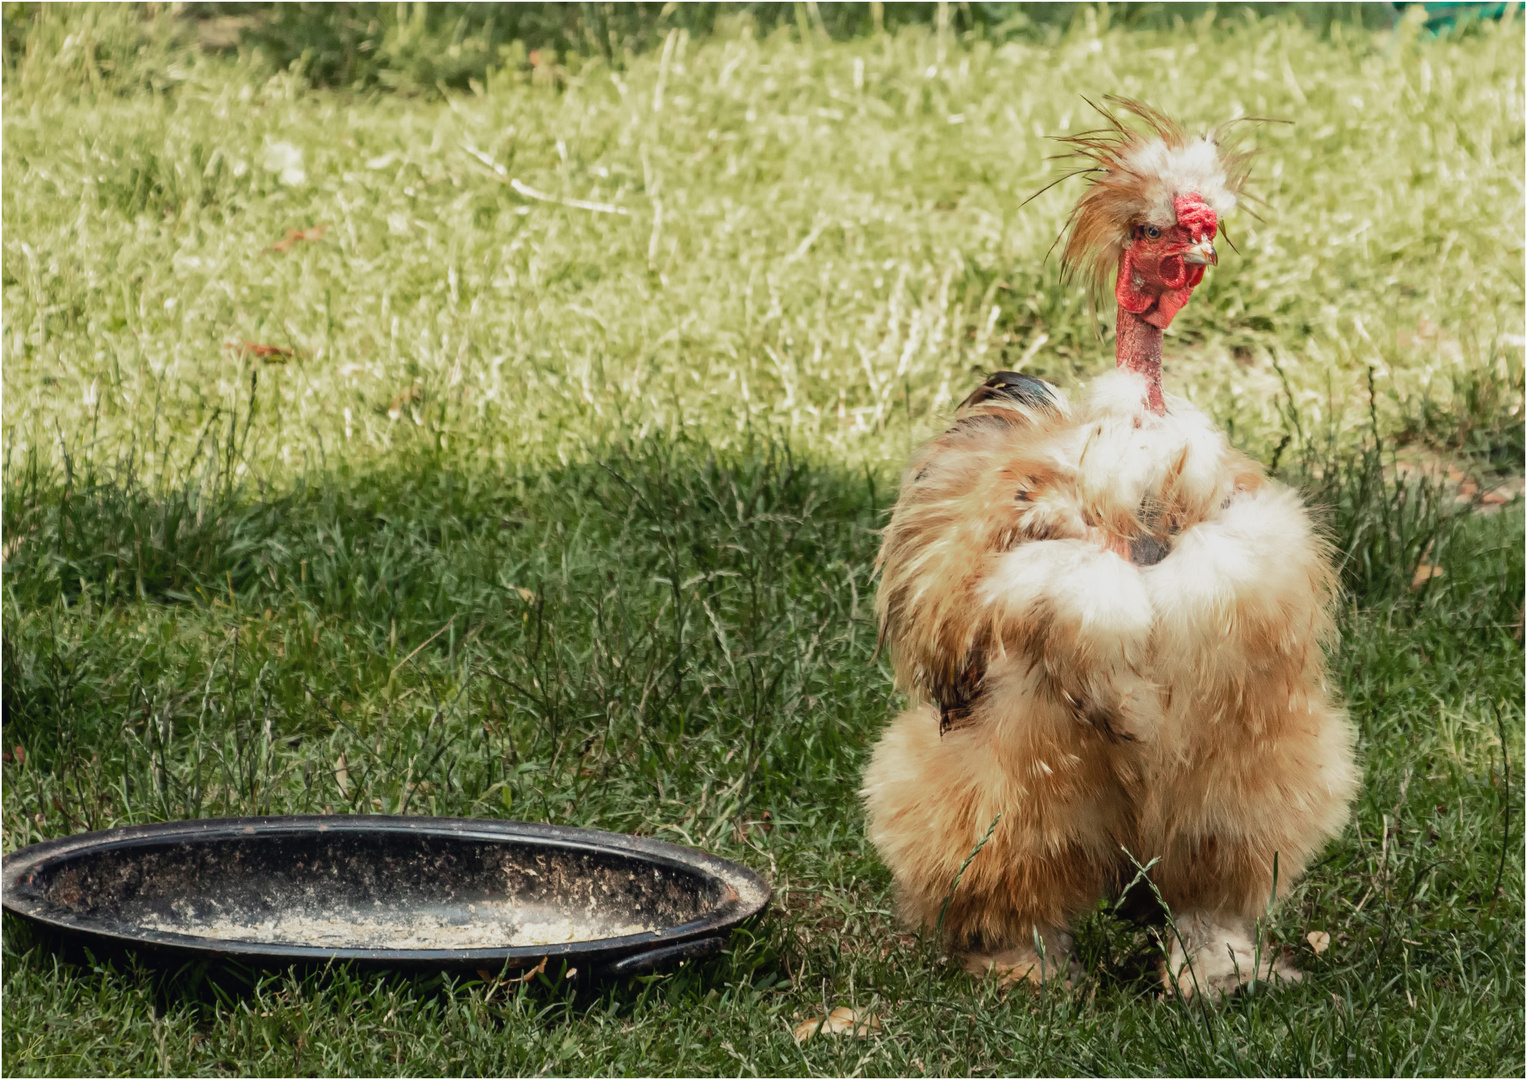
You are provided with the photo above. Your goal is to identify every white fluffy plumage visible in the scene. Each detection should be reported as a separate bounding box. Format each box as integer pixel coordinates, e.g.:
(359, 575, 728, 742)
(1118, 135, 1240, 225)
(863, 371, 1359, 997)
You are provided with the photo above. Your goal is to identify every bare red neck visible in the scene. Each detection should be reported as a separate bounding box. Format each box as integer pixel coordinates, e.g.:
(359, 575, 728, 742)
(1116, 307, 1164, 414)
(1111, 195, 1221, 416)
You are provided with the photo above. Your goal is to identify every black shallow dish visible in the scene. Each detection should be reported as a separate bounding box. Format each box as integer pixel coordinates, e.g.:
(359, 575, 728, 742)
(1, 816, 770, 977)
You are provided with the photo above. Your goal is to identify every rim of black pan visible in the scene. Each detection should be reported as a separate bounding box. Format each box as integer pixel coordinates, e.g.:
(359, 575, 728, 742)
(0, 815, 772, 966)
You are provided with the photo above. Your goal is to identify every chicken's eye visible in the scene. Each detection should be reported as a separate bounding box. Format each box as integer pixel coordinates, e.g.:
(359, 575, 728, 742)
(1142, 225, 1162, 240)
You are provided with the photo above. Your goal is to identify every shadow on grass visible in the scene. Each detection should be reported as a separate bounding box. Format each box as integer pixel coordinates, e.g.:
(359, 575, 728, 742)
(1, 430, 1522, 1075)
(2, 434, 888, 818)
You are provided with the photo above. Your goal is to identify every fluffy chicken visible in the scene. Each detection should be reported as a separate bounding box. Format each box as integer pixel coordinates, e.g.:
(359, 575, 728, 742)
(861, 99, 1359, 999)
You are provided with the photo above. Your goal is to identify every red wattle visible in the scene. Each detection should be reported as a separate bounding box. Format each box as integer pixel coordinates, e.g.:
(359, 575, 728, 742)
(1116, 249, 1205, 329)
(1144, 263, 1206, 329)
(1158, 253, 1189, 291)
(1114, 247, 1156, 314)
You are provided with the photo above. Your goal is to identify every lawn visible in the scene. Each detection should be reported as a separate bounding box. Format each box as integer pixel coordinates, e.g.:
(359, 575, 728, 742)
(2, 4, 1523, 1075)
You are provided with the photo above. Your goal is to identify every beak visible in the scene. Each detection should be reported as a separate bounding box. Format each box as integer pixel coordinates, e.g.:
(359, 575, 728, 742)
(1182, 238, 1218, 266)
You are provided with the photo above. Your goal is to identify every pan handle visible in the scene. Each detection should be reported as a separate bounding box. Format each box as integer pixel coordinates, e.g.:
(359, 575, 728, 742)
(600, 935, 725, 978)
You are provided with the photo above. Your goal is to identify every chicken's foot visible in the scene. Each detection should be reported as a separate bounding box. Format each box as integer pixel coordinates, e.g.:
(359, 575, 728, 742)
(961, 926, 1080, 989)
(1160, 911, 1302, 1001)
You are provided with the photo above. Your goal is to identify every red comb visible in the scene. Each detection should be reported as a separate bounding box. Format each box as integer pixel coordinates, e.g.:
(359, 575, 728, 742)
(1174, 194, 1217, 239)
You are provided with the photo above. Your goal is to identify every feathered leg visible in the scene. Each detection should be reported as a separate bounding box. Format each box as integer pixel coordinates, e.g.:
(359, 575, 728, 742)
(1158, 912, 1301, 1000)
(865, 377, 1134, 984)
(1140, 486, 1361, 999)
(962, 925, 1078, 987)
(861, 681, 1131, 986)
(865, 535, 1160, 986)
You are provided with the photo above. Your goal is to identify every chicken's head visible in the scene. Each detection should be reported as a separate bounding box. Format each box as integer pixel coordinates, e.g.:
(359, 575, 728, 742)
(1116, 193, 1220, 329)
(1050, 98, 1256, 329)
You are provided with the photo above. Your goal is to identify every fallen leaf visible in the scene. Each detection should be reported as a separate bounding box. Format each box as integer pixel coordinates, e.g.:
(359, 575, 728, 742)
(735, 810, 775, 842)
(225, 340, 295, 363)
(1306, 930, 1331, 955)
(1411, 564, 1444, 590)
(269, 224, 329, 253)
(793, 1007, 882, 1043)
(513, 956, 548, 983)
(480, 956, 547, 1005)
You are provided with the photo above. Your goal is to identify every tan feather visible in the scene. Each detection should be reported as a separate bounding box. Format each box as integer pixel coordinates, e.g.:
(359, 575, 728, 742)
(862, 370, 1358, 996)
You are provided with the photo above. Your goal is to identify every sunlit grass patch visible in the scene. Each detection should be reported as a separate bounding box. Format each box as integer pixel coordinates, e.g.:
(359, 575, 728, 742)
(4, 5, 1522, 481)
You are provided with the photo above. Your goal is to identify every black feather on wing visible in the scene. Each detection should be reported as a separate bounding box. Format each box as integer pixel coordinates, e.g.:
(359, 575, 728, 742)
(935, 657, 986, 736)
(957, 371, 1060, 413)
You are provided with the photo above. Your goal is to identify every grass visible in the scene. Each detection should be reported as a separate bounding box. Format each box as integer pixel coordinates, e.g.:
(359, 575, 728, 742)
(3, 5, 1523, 1076)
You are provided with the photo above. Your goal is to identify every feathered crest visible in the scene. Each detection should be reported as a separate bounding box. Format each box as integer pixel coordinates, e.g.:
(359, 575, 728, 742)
(1041, 96, 1261, 311)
